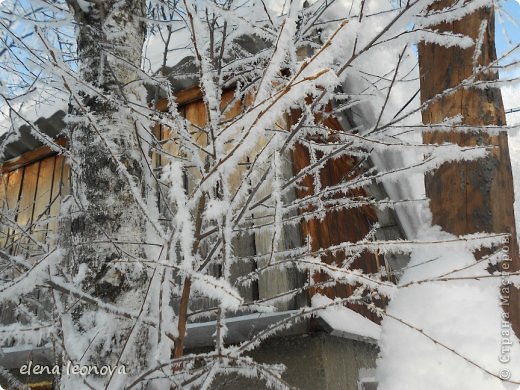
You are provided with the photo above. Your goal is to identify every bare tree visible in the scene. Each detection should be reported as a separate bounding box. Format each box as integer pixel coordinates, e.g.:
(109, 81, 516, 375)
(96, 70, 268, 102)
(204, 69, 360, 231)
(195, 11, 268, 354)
(64, 0, 153, 375)
(0, 0, 519, 388)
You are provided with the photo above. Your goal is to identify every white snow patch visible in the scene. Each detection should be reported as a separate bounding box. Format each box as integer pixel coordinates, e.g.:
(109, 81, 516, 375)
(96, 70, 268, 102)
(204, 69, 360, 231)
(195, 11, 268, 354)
(143, 23, 192, 72)
(311, 294, 381, 341)
(0, 89, 68, 137)
(377, 226, 520, 389)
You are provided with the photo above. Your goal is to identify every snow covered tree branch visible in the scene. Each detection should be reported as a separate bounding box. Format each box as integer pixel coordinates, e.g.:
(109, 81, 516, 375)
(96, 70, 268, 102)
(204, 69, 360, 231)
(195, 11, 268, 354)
(0, 0, 519, 388)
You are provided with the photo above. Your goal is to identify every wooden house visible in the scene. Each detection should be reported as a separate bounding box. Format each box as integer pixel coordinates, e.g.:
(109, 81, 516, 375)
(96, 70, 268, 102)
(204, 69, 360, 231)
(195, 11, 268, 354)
(0, 70, 410, 389)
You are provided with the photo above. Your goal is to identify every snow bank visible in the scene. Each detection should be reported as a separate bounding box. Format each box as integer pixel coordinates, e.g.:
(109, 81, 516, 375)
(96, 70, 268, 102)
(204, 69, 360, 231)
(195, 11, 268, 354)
(378, 227, 520, 389)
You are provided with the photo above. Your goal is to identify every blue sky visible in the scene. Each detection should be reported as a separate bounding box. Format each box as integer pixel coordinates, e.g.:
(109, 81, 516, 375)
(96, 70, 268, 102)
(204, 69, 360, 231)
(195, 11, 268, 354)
(496, 1, 520, 115)
(496, 0, 520, 79)
(496, 0, 520, 53)
(496, 0, 520, 55)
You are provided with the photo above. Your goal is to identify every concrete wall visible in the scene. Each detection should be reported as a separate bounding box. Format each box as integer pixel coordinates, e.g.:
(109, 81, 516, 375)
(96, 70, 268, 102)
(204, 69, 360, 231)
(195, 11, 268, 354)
(214, 333, 378, 390)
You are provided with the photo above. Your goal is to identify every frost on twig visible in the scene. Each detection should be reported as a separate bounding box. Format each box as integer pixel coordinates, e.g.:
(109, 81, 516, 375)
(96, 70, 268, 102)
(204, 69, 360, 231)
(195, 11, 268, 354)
(0, 0, 519, 388)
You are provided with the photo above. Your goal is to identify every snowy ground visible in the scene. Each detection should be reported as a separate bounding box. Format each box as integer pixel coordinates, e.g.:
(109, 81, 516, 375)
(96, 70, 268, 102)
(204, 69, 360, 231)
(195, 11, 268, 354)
(377, 85, 520, 389)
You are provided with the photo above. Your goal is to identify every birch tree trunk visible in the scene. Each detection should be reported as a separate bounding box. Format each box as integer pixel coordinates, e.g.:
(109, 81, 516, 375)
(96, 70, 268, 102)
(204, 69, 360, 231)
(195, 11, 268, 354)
(65, 0, 150, 373)
(418, 2, 520, 336)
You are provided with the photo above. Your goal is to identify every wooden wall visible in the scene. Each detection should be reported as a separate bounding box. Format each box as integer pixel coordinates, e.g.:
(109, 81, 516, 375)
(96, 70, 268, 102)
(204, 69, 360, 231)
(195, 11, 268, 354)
(419, 2, 520, 336)
(0, 89, 384, 321)
(156, 90, 306, 311)
(0, 146, 69, 260)
(289, 110, 383, 322)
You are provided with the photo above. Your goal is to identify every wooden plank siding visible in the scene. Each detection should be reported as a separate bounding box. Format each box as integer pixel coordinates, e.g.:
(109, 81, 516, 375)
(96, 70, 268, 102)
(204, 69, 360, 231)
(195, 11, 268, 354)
(0, 151, 70, 329)
(0, 87, 385, 323)
(0, 153, 70, 259)
(289, 110, 383, 322)
(3, 169, 24, 259)
(158, 90, 263, 310)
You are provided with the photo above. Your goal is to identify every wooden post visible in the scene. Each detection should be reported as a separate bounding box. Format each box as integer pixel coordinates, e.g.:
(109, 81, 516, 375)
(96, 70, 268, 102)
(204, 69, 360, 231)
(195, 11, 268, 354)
(418, 2, 520, 336)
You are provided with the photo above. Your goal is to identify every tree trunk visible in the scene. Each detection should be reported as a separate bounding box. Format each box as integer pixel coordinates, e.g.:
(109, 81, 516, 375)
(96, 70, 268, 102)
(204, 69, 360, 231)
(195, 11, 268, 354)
(65, 0, 150, 372)
(418, 2, 520, 336)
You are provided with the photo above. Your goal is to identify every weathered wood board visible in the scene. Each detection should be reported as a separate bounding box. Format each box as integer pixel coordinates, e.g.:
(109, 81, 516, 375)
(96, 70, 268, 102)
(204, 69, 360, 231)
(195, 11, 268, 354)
(419, 1, 520, 335)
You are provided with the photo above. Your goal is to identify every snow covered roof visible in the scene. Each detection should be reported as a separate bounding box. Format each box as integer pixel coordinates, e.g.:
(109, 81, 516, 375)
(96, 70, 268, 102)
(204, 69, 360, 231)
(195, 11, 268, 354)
(312, 294, 381, 344)
(0, 33, 272, 163)
(154, 34, 270, 85)
(0, 86, 69, 162)
(0, 308, 380, 370)
(0, 110, 66, 162)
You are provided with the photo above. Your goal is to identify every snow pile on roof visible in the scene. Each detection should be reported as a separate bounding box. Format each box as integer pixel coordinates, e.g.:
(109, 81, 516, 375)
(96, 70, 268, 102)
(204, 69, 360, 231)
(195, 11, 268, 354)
(0, 89, 68, 137)
(143, 21, 192, 73)
(321, 0, 428, 241)
(312, 294, 381, 342)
